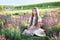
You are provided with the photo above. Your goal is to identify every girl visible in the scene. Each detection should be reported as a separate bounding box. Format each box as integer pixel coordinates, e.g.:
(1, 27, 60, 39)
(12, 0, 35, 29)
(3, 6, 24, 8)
(22, 7, 46, 37)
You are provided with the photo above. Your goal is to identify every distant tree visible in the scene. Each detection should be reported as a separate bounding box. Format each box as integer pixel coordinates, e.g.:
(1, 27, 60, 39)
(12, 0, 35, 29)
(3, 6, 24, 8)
(0, 6, 6, 11)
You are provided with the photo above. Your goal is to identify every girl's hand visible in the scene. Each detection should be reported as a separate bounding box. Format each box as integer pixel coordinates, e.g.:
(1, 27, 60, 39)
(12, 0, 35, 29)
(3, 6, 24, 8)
(28, 26, 37, 30)
(28, 26, 36, 30)
(28, 27, 33, 30)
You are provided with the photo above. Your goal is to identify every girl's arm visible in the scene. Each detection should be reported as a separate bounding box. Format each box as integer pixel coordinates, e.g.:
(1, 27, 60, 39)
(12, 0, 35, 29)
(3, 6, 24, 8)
(27, 16, 31, 28)
(37, 16, 43, 28)
(27, 23, 30, 28)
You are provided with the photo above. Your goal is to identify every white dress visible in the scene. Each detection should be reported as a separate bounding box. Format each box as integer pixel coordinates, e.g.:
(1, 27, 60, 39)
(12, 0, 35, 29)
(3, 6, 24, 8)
(22, 16, 46, 37)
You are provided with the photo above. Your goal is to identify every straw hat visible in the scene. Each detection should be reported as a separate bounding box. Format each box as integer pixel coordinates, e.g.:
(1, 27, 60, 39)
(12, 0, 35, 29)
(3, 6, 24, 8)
(34, 28, 46, 37)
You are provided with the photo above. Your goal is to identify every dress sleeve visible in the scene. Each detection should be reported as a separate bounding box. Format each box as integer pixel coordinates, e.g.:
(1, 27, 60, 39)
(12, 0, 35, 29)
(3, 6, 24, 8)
(38, 16, 42, 22)
(28, 17, 31, 23)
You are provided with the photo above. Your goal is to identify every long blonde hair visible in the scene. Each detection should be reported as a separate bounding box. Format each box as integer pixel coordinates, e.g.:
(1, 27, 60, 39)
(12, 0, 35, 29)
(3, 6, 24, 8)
(30, 7, 39, 26)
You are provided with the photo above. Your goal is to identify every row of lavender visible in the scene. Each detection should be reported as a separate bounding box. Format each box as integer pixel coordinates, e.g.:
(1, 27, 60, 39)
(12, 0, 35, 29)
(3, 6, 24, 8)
(0, 14, 31, 28)
(0, 11, 60, 29)
(43, 11, 60, 29)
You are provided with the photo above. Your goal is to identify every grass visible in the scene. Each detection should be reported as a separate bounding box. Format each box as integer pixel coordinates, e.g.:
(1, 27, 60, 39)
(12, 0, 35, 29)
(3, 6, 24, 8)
(21, 34, 50, 40)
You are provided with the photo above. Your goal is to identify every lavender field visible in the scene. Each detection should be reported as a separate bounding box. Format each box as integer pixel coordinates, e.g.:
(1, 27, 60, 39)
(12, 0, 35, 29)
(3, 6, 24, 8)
(0, 3, 60, 40)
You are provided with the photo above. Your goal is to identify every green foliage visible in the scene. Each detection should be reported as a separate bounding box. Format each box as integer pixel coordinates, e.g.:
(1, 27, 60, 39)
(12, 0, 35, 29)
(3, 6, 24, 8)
(13, 13, 19, 15)
(46, 24, 60, 37)
(1, 28, 21, 40)
(21, 35, 50, 40)
(0, 6, 6, 10)
(14, 2, 60, 10)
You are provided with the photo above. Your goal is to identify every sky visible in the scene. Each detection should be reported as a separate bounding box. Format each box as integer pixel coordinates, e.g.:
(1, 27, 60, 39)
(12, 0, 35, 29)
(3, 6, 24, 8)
(0, 0, 60, 5)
